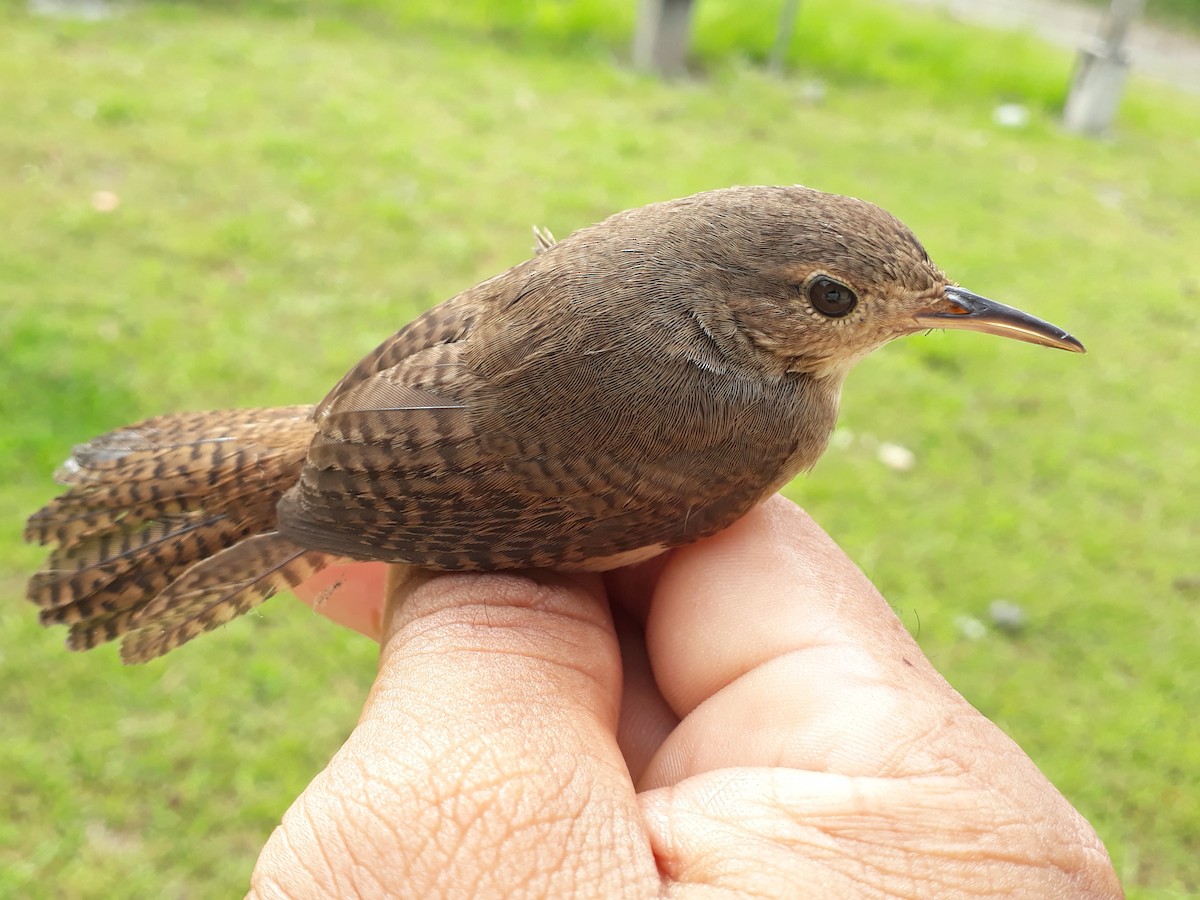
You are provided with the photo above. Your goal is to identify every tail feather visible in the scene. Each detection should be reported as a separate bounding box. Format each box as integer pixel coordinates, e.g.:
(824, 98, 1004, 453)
(26, 406, 326, 661)
(26, 500, 183, 550)
(25, 405, 316, 546)
(28, 476, 240, 546)
(32, 514, 245, 618)
(119, 532, 328, 663)
(53, 407, 315, 476)
(67, 609, 140, 652)
(40, 512, 225, 580)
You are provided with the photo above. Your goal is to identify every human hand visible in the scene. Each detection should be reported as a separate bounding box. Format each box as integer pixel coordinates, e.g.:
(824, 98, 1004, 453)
(250, 495, 1122, 898)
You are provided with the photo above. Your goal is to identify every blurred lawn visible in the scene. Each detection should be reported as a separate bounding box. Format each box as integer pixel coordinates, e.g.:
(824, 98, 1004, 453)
(1078, 0, 1200, 30)
(1, 0, 1197, 896)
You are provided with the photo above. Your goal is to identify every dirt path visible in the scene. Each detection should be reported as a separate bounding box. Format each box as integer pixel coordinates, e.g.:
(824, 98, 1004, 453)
(889, 0, 1200, 94)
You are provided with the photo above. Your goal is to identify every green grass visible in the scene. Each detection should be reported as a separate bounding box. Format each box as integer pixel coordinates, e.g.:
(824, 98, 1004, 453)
(1, 0, 1197, 895)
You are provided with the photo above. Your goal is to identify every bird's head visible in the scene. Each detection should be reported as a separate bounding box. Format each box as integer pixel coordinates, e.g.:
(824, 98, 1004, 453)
(666, 186, 1084, 380)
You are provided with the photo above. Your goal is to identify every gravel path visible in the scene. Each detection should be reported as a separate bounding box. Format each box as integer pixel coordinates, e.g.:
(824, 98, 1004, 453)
(889, 0, 1200, 93)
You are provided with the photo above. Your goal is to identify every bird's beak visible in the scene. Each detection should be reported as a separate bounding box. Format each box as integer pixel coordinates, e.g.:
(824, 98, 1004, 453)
(913, 286, 1086, 353)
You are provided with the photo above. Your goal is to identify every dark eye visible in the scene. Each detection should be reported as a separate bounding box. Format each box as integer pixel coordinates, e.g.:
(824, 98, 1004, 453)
(806, 275, 858, 318)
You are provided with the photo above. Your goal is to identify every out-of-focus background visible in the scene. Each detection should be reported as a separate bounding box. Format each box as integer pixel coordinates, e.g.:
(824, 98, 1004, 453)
(1, 0, 1197, 895)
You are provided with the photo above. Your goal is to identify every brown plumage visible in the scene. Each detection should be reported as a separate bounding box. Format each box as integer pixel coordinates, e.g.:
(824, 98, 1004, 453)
(26, 185, 1084, 662)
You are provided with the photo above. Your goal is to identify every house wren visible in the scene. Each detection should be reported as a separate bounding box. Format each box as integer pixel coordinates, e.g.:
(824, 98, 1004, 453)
(25, 185, 1084, 663)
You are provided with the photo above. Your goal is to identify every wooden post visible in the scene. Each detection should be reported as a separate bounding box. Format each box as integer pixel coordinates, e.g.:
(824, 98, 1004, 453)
(1063, 0, 1145, 136)
(633, 0, 695, 77)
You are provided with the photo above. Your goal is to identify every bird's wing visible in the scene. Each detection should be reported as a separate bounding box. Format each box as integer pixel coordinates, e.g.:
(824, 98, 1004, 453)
(280, 266, 802, 570)
(313, 291, 481, 422)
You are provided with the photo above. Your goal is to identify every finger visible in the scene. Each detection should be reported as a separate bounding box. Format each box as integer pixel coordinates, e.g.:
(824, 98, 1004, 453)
(647, 494, 934, 713)
(640, 495, 977, 785)
(292, 560, 389, 640)
(253, 567, 659, 897)
(634, 498, 1122, 896)
(613, 605, 679, 782)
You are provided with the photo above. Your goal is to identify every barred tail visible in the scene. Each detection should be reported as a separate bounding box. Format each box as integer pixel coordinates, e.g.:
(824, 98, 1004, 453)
(25, 406, 330, 663)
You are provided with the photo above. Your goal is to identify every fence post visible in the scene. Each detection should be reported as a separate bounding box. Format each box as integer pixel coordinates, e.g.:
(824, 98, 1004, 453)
(633, 0, 696, 76)
(769, 0, 802, 73)
(1063, 0, 1145, 136)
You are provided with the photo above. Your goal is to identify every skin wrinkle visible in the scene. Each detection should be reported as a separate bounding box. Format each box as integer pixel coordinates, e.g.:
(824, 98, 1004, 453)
(649, 765, 1099, 897)
(334, 809, 395, 899)
(674, 808, 828, 899)
(652, 784, 846, 896)
(769, 777, 1078, 897)
(810, 815, 978, 892)
(351, 718, 448, 813)
(818, 833, 924, 898)
(452, 757, 602, 898)
(666, 783, 923, 898)
(369, 580, 643, 897)
(338, 755, 415, 896)
(442, 776, 513, 895)
(394, 579, 606, 631)
(430, 787, 489, 897)
(300, 755, 397, 896)
(390, 579, 616, 665)
(412, 738, 526, 894)
(545, 784, 612, 897)
(527, 810, 576, 897)
(337, 717, 486, 891)
(258, 824, 308, 899)
(687, 623, 878, 725)
(383, 618, 624, 749)
(291, 794, 342, 895)
(668, 795, 750, 883)
(787, 830, 910, 900)
(874, 714, 974, 782)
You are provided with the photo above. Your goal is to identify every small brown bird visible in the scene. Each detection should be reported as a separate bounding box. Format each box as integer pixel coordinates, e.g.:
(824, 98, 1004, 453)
(25, 186, 1084, 663)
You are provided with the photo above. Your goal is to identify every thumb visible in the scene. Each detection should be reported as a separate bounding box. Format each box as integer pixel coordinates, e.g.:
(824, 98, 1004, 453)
(252, 567, 656, 898)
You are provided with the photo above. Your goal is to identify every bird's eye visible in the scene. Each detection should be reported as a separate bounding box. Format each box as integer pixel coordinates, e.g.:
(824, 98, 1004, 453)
(806, 275, 858, 318)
